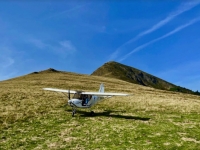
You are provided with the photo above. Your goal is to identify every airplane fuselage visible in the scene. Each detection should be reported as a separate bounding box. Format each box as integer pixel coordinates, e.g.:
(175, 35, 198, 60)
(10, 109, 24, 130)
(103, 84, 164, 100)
(68, 95, 100, 108)
(68, 99, 89, 108)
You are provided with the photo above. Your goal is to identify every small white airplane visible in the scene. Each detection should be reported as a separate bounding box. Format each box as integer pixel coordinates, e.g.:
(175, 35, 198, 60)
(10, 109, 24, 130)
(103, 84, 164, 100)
(43, 84, 129, 116)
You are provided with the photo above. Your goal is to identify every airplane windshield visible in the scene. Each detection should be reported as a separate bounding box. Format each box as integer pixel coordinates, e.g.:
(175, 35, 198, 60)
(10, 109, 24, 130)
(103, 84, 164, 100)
(73, 93, 92, 100)
(73, 93, 81, 99)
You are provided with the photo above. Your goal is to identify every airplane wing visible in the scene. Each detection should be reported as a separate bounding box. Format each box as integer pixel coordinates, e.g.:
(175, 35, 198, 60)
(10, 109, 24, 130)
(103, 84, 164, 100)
(81, 92, 129, 96)
(43, 88, 129, 96)
(43, 88, 77, 93)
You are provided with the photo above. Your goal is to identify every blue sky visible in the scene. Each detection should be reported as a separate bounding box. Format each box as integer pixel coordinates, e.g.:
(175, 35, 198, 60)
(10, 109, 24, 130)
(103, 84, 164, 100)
(0, 1, 200, 91)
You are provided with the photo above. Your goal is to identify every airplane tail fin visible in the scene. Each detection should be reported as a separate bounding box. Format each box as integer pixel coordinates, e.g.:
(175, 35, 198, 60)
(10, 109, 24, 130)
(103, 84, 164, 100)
(99, 83, 104, 93)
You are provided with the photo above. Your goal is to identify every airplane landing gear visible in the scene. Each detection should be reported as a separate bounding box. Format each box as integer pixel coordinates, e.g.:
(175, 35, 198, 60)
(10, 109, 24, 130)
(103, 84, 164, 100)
(72, 108, 76, 117)
(72, 111, 75, 117)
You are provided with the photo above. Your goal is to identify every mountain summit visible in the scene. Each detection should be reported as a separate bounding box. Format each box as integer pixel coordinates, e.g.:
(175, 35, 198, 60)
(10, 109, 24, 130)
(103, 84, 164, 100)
(91, 61, 194, 94)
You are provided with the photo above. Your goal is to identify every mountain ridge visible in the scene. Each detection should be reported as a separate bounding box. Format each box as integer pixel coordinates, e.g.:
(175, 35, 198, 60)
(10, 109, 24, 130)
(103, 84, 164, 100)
(91, 61, 175, 89)
(91, 61, 199, 95)
(1, 61, 199, 96)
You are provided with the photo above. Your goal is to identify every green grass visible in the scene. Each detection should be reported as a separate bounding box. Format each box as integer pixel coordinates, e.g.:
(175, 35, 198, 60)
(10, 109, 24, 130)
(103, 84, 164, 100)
(1, 72, 200, 149)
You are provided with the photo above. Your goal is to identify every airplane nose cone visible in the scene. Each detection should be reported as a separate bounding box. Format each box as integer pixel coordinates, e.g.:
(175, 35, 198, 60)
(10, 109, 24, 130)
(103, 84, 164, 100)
(68, 100, 72, 105)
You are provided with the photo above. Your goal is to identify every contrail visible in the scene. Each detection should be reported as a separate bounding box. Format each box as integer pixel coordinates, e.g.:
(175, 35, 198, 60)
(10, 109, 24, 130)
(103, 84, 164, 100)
(109, 1, 200, 60)
(138, 1, 200, 37)
(119, 17, 200, 62)
(47, 3, 89, 19)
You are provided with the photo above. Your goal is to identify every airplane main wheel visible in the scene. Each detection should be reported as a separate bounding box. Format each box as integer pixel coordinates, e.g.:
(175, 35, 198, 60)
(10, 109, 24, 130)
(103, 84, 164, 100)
(72, 111, 75, 117)
(90, 111, 94, 116)
(72, 110, 76, 117)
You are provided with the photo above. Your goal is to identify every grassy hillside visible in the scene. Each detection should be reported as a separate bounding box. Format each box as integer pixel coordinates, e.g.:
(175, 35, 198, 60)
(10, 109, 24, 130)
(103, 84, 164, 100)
(1, 69, 200, 149)
(92, 61, 196, 95)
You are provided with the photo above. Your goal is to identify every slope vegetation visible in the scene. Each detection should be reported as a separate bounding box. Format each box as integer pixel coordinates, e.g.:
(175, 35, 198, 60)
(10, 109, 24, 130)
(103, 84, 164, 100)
(92, 61, 195, 94)
(1, 69, 200, 149)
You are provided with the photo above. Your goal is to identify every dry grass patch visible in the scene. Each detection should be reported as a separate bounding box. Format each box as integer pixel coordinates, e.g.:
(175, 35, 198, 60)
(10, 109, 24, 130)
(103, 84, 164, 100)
(1, 72, 200, 149)
(181, 137, 200, 143)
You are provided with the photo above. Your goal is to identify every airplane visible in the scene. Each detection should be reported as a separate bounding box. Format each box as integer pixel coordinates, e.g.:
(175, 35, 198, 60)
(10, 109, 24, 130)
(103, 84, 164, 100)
(43, 84, 129, 116)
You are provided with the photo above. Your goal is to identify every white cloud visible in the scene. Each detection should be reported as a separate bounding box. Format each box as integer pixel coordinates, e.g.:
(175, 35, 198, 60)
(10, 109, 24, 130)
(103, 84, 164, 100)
(47, 3, 89, 19)
(109, 51, 119, 61)
(0, 46, 15, 69)
(0, 71, 18, 81)
(29, 39, 48, 49)
(155, 60, 200, 91)
(0, 56, 14, 68)
(29, 38, 76, 56)
(0, 48, 17, 81)
(59, 40, 76, 52)
(119, 17, 200, 62)
(109, 1, 200, 61)
(158, 60, 200, 77)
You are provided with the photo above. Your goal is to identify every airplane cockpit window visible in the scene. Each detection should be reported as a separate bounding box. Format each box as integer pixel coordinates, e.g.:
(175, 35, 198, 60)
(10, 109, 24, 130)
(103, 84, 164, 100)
(73, 94, 92, 102)
(73, 93, 81, 99)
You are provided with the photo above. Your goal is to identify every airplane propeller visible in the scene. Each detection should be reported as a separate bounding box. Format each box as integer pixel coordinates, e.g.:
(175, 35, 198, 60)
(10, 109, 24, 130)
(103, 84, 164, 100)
(68, 89, 70, 100)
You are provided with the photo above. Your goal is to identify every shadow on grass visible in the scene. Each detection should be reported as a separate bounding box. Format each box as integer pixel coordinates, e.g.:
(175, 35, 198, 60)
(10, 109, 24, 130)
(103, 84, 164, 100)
(67, 110, 150, 121)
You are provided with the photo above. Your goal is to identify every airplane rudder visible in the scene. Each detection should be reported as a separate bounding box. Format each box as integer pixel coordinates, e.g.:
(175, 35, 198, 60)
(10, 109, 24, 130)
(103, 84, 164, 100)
(99, 83, 104, 93)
